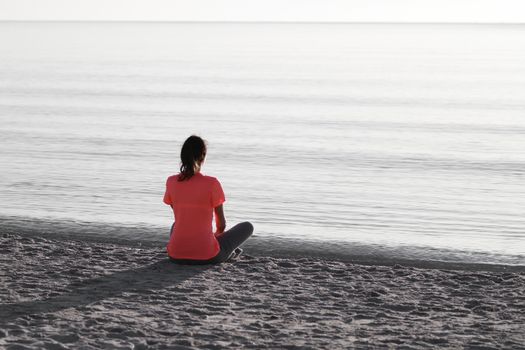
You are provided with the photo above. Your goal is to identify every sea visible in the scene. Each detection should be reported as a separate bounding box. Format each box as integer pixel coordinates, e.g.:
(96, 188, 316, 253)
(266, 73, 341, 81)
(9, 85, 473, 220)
(1, 21, 524, 265)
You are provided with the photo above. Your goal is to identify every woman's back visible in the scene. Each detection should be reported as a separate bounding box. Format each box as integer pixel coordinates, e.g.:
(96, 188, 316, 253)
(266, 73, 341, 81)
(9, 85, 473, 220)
(164, 172, 225, 260)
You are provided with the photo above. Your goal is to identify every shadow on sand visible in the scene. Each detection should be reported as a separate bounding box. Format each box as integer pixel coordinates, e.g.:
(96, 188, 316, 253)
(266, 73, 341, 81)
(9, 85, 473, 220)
(0, 259, 211, 324)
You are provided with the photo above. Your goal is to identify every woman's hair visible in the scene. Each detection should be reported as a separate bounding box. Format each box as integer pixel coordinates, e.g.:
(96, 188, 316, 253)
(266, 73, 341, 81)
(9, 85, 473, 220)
(178, 135, 207, 181)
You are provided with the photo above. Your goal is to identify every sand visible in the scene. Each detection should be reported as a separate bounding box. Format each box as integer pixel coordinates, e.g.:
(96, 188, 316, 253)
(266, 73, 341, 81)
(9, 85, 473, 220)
(0, 233, 524, 349)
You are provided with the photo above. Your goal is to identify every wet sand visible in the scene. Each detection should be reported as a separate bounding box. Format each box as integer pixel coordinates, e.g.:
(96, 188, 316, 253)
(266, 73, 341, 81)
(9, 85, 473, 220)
(1, 232, 524, 349)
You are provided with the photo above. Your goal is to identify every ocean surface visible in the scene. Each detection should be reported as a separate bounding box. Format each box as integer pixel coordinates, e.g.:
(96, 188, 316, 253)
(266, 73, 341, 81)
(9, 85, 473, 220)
(1, 22, 524, 265)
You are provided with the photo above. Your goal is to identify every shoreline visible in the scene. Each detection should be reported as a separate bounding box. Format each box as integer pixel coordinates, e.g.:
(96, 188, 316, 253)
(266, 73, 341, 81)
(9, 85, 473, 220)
(1, 215, 524, 273)
(1, 231, 524, 348)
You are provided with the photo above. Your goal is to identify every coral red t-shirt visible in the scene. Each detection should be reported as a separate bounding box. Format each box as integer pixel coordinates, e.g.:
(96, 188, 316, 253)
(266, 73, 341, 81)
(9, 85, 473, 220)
(163, 172, 225, 260)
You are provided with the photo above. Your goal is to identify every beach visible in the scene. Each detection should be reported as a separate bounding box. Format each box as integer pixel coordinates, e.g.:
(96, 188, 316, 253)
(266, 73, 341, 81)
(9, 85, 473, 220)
(1, 20, 524, 350)
(1, 232, 524, 349)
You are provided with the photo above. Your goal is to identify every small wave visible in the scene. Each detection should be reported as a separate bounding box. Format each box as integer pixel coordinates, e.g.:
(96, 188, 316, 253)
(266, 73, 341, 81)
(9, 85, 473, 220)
(2, 86, 525, 111)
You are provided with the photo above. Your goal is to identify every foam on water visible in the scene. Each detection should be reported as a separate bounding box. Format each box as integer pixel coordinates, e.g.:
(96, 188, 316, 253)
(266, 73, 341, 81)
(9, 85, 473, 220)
(1, 22, 524, 265)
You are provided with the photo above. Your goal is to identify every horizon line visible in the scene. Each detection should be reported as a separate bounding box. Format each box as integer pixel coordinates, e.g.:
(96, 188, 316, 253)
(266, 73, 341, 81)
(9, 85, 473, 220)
(1, 19, 524, 25)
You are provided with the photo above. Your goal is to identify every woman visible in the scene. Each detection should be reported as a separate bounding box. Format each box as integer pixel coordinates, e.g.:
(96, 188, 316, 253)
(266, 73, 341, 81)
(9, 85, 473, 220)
(163, 135, 254, 264)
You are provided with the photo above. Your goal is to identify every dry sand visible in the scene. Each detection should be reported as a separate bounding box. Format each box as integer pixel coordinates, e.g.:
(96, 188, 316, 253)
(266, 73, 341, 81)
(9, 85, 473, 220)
(0, 233, 524, 349)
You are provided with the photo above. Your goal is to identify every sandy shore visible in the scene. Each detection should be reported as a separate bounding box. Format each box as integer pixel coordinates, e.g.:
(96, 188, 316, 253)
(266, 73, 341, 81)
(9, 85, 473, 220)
(0, 233, 524, 349)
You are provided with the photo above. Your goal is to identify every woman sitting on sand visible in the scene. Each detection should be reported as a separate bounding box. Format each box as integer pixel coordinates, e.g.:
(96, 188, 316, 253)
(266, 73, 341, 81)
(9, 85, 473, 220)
(163, 135, 254, 264)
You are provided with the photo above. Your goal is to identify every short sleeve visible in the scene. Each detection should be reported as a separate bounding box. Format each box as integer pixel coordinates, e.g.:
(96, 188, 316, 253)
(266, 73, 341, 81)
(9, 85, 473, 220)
(163, 179, 172, 205)
(211, 178, 225, 208)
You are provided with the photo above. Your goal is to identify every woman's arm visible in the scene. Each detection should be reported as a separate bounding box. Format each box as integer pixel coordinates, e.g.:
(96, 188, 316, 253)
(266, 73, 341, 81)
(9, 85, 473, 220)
(214, 204, 226, 236)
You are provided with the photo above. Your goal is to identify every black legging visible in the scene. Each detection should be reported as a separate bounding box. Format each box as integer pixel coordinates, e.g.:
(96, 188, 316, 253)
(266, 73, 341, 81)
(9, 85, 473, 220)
(169, 222, 254, 265)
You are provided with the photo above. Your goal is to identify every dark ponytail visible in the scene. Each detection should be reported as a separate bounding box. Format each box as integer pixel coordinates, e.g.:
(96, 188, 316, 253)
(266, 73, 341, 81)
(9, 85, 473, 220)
(178, 135, 207, 181)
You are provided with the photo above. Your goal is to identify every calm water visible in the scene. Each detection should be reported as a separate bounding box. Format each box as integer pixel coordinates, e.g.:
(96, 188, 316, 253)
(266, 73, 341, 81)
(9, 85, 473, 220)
(1, 22, 524, 264)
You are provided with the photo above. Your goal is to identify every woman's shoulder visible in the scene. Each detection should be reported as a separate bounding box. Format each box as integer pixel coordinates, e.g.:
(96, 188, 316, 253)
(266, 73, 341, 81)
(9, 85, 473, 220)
(201, 174, 221, 184)
(166, 174, 181, 183)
